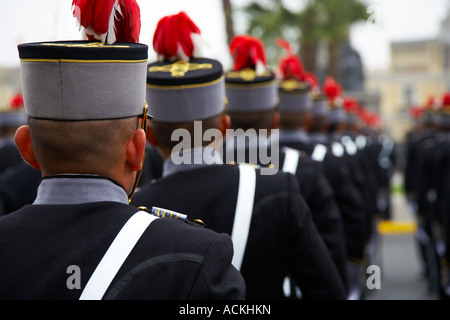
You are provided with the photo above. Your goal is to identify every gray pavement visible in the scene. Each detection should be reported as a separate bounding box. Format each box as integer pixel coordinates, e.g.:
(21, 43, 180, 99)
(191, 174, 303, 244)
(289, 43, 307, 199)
(363, 172, 439, 300)
(364, 233, 438, 300)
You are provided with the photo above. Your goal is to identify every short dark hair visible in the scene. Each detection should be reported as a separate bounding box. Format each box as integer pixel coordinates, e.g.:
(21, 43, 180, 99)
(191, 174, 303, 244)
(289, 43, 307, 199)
(150, 113, 223, 151)
(28, 117, 138, 175)
(227, 109, 275, 131)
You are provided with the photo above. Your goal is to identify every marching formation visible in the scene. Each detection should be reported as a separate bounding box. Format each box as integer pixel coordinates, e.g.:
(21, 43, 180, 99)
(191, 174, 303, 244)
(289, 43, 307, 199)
(0, 0, 396, 300)
(404, 93, 450, 300)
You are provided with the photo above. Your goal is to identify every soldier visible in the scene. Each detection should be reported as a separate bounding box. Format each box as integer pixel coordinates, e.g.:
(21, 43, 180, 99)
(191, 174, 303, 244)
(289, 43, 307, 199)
(323, 78, 383, 299)
(0, 95, 41, 215)
(276, 70, 368, 299)
(404, 96, 438, 210)
(131, 12, 346, 300)
(0, 96, 27, 172)
(404, 95, 440, 294)
(417, 92, 450, 298)
(271, 39, 348, 292)
(0, 1, 245, 300)
(222, 35, 350, 298)
(439, 97, 450, 299)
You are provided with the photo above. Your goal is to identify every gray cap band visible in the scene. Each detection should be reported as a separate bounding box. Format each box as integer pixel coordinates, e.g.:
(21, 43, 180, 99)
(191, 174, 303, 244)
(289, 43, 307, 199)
(279, 93, 311, 112)
(20, 60, 147, 120)
(347, 113, 359, 124)
(146, 77, 225, 123)
(328, 107, 347, 124)
(226, 81, 277, 113)
(312, 99, 329, 116)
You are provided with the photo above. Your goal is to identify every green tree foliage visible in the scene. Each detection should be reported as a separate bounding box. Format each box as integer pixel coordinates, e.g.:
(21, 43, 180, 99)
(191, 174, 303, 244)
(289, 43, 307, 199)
(239, 0, 368, 78)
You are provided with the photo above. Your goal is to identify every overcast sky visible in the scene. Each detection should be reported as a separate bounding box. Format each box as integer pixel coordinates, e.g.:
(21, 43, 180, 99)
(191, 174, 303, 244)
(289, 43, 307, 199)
(0, 0, 448, 71)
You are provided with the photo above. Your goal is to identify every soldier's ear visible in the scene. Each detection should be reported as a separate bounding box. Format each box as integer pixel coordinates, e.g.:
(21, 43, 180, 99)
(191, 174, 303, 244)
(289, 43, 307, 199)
(271, 110, 280, 129)
(14, 125, 41, 170)
(126, 128, 146, 172)
(218, 114, 230, 138)
(145, 122, 159, 147)
(305, 113, 313, 130)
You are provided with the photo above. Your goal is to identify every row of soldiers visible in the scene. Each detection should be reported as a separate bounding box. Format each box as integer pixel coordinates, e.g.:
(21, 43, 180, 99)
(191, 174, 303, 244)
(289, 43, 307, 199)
(0, 2, 394, 300)
(404, 93, 450, 299)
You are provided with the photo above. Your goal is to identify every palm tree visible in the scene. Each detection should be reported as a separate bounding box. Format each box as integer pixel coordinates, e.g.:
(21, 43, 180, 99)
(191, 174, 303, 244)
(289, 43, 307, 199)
(239, 0, 367, 82)
(239, 0, 299, 66)
(311, 0, 367, 80)
(222, 0, 235, 45)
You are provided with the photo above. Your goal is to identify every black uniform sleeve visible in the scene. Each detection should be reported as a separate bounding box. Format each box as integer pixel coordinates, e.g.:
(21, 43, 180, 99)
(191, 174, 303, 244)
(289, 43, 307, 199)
(323, 154, 367, 261)
(285, 173, 347, 300)
(190, 233, 246, 299)
(294, 160, 348, 290)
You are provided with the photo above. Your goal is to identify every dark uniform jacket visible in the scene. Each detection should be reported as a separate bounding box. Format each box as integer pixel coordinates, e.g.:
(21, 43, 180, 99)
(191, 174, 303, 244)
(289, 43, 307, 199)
(0, 175, 246, 300)
(279, 148, 348, 288)
(132, 162, 347, 300)
(404, 127, 436, 206)
(418, 133, 450, 260)
(0, 162, 41, 215)
(277, 136, 367, 262)
(222, 133, 348, 289)
(0, 137, 24, 172)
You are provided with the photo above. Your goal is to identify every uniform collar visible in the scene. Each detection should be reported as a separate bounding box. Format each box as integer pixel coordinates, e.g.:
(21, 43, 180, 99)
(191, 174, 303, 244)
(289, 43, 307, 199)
(34, 175, 129, 205)
(224, 130, 272, 153)
(162, 147, 223, 177)
(277, 128, 310, 144)
(309, 132, 328, 144)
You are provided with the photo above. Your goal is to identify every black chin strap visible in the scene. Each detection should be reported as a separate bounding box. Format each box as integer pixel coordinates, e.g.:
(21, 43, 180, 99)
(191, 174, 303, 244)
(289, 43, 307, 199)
(128, 102, 150, 202)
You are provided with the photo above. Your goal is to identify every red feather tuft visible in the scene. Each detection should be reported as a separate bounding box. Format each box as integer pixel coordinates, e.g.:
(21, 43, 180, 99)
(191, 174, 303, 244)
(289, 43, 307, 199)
(152, 11, 201, 61)
(424, 95, 437, 110)
(441, 92, 450, 107)
(72, 0, 141, 44)
(115, 0, 141, 43)
(409, 106, 423, 119)
(10, 93, 24, 109)
(322, 76, 342, 101)
(229, 35, 266, 71)
(343, 96, 360, 114)
(275, 38, 304, 81)
(304, 72, 319, 92)
(275, 38, 292, 55)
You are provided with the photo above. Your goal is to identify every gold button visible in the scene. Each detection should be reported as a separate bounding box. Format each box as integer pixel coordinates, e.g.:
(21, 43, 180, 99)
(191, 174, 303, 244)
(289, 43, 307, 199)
(194, 219, 205, 225)
(138, 206, 148, 211)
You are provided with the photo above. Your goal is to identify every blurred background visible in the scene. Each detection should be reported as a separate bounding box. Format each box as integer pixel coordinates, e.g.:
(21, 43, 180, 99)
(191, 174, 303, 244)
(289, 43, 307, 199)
(1, 0, 450, 170)
(1, 0, 449, 300)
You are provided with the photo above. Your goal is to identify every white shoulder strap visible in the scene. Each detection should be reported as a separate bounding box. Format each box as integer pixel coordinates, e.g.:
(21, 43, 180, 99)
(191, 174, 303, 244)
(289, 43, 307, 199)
(231, 164, 256, 271)
(79, 210, 158, 300)
(311, 144, 327, 162)
(341, 136, 357, 155)
(281, 147, 300, 174)
(331, 142, 345, 157)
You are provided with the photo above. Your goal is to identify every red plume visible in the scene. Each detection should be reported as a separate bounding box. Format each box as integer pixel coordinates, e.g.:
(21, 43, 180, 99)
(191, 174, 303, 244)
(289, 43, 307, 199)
(367, 113, 382, 129)
(10, 93, 24, 109)
(322, 76, 342, 101)
(72, 0, 141, 44)
(423, 95, 438, 110)
(153, 11, 203, 61)
(343, 96, 360, 114)
(409, 106, 423, 119)
(275, 38, 304, 81)
(304, 72, 319, 92)
(229, 35, 267, 72)
(441, 92, 450, 107)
